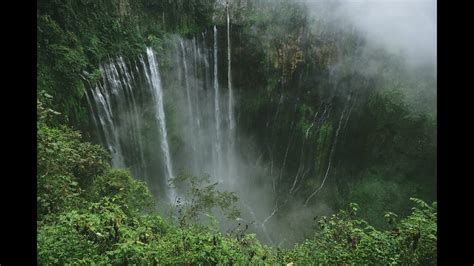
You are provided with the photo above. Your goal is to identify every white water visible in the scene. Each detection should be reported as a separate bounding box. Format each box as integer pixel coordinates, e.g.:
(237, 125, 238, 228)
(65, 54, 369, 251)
(180, 41, 195, 134)
(144, 47, 176, 202)
(227, 4, 235, 142)
(116, 56, 147, 180)
(213, 25, 223, 181)
(290, 111, 319, 194)
(80, 76, 102, 144)
(172, 31, 239, 188)
(89, 65, 127, 168)
(192, 37, 203, 132)
(226, 5, 237, 187)
(180, 40, 198, 169)
(304, 106, 346, 206)
(86, 49, 179, 200)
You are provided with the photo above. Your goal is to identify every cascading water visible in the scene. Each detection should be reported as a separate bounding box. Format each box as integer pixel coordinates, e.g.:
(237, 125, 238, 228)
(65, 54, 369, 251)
(170, 27, 237, 187)
(143, 47, 176, 202)
(213, 25, 223, 181)
(86, 57, 147, 171)
(179, 40, 198, 171)
(85, 48, 178, 200)
(84, 25, 341, 247)
(180, 41, 195, 138)
(115, 56, 147, 180)
(226, 3, 237, 187)
(289, 111, 319, 194)
(304, 105, 347, 206)
(227, 3, 235, 143)
(91, 83, 125, 168)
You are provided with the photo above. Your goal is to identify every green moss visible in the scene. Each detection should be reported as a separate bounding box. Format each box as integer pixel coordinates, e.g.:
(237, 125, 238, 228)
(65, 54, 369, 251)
(313, 121, 333, 181)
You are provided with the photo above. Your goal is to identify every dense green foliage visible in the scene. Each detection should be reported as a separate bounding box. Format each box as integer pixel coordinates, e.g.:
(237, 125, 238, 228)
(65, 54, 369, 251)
(279, 200, 436, 265)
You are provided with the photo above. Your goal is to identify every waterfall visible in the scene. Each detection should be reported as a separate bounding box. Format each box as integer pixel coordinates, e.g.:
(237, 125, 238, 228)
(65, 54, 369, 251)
(227, 4, 235, 142)
(171, 31, 241, 187)
(192, 37, 202, 132)
(226, 4, 237, 187)
(81, 76, 103, 145)
(84, 31, 265, 227)
(86, 48, 179, 201)
(180, 41, 195, 132)
(304, 106, 346, 206)
(192, 37, 204, 162)
(289, 111, 319, 194)
(87, 56, 158, 171)
(213, 25, 223, 181)
(89, 79, 125, 168)
(144, 47, 176, 201)
(180, 40, 198, 168)
(115, 56, 147, 180)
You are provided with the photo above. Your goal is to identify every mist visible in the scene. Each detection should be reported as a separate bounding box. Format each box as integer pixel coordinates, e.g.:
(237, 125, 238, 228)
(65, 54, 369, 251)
(304, 0, 437, 68)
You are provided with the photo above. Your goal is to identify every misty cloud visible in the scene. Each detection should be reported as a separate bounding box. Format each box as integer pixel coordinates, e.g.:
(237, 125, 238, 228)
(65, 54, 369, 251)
(304, 0, 437, 67)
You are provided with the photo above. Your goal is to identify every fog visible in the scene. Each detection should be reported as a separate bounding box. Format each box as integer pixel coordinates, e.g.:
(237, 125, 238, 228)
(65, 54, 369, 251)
(304, 0, 437, 68)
